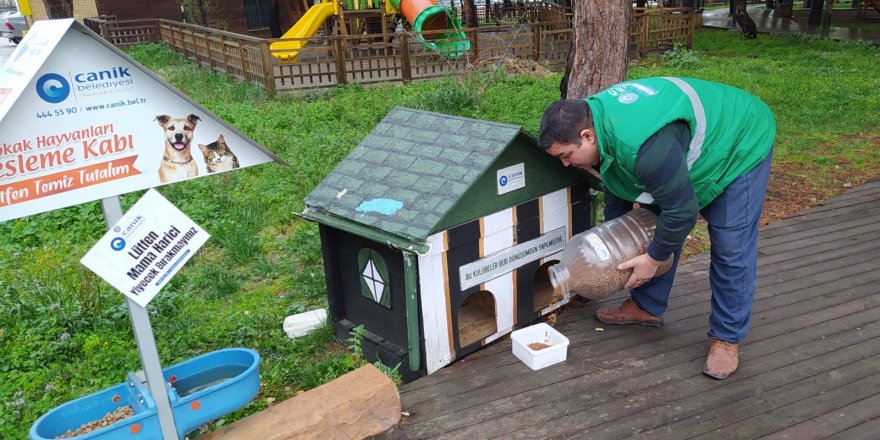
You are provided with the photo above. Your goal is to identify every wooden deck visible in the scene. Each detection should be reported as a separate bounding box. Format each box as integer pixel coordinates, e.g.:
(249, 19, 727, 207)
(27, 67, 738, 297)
(398, 179, 880, 440)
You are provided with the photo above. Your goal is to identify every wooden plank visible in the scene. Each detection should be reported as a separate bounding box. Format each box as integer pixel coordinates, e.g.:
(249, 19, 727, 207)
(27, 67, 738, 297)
(401, 276, 880, 429)
(784, 187, 880, 219)
(412, 304, 880, 439)
(758, 214, 880, 253)
(595, 355, 880, 440)
(759, 392, 880, 439)
(687, 365, 880, 439)
(402, 282, 880, 438)
(496, 322, 880, 440)
(759, 204, 880, 240)
(762, 184, 880, 228)
(824, 416, 880, 440)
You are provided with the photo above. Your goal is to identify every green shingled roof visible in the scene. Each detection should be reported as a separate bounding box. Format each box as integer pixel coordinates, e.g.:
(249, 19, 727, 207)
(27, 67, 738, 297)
(303, 107, 525, 242)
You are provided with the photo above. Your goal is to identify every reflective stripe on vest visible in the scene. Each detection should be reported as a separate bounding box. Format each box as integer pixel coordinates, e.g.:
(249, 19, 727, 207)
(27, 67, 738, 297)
(634, 77, 708, 205)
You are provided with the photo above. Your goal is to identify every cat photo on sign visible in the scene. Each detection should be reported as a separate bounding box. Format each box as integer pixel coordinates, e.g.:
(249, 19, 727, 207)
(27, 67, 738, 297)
(198, 134, 240, 173)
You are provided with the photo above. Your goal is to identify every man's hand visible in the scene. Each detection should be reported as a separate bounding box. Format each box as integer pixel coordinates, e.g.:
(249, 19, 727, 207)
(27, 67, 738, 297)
(618, 253, 664, 289)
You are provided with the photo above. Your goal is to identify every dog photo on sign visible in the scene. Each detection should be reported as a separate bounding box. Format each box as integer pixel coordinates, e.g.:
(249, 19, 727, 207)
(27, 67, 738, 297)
(155, 114, 200, 183)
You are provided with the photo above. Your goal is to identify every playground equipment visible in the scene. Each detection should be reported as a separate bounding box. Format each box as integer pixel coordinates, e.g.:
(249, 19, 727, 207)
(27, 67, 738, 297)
(270, 0, 469, 60)
(30, 348, 260, 440)
(270, 0, 339, 60)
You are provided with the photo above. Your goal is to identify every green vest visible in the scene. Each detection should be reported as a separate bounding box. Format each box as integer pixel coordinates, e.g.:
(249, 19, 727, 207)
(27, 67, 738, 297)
(587, 77, 776, 209)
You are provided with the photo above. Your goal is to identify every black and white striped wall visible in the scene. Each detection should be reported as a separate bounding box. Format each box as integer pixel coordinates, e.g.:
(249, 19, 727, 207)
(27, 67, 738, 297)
(417, 182, 591, 373)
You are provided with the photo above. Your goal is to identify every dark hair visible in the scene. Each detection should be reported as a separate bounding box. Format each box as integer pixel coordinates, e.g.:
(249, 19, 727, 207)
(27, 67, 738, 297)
(537, 99, 594, 150)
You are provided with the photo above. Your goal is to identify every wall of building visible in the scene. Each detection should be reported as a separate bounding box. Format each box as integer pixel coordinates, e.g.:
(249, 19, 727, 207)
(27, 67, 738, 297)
(211, 0, 295, 38)
(23, 0, 295, 38)
(27, 0, 99, 22)
(96, 0, 182, 20)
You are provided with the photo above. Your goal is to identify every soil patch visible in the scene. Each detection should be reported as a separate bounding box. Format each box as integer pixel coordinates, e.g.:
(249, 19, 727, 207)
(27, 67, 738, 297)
(473, 56, 554, 77)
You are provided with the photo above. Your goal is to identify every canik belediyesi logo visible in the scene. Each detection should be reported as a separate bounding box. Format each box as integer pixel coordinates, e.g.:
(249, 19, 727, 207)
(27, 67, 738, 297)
(35, 73, 70, 104)
(110, 237, 126, 251)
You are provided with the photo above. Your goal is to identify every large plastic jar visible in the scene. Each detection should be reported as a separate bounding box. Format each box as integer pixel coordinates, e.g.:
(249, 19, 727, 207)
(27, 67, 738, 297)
(548, 208, 673, 301)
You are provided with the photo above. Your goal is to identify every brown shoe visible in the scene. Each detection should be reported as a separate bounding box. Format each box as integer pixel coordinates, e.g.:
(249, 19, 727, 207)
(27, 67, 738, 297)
(703, 338, 739, 379)
(596, 298, 663, 327)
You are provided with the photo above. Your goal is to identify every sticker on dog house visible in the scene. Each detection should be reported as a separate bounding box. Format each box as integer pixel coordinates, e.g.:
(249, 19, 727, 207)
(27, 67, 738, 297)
(81, 189, 209, 307)
(0, 19, 284, 222)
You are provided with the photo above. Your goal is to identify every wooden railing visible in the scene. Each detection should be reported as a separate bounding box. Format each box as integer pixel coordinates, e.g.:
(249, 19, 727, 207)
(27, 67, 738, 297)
(85, 16, 162, 48)
(158, 21, 272, 90)
(86, 7, 694, 93)
(632, 7, 696, 56)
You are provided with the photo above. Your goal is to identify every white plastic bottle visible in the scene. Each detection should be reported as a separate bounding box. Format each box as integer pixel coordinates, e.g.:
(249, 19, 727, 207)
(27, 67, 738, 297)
(548, 208, 673, 300)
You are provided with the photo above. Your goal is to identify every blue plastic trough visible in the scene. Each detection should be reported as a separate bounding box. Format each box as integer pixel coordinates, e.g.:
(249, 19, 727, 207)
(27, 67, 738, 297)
(30, 348, 260, 440)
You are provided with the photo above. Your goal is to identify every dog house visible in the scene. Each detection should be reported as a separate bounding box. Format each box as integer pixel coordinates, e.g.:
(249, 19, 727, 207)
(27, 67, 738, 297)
(302, 107, 598, 381)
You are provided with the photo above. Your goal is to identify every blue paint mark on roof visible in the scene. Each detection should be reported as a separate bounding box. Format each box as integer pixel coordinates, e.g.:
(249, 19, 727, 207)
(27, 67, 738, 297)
(356, 198, 404, 216)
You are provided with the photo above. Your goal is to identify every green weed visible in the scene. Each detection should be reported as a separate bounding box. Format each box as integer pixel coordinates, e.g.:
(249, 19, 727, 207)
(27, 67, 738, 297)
(663, 42, 702, 68)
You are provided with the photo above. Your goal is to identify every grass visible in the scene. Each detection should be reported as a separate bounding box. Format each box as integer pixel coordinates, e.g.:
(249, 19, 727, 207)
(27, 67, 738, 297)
(1, 28, 879, 438)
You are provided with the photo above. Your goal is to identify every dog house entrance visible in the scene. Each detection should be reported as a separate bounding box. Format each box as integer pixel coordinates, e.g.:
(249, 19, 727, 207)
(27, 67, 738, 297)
(533, 260, 560, 311)
(458, 291, 497, 347)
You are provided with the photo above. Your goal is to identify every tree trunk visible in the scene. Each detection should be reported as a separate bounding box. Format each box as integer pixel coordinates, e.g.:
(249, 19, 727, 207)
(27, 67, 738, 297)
(729, 0, 737, 30)
(560, 0, 630, 99)
(462, 0, 480, 28)
(821, 0, 834, 28)
(808, 0, 825, 25)
(734, 0, 758, 38)
(195, 0, 210, 26)
(43, 0, 73, 18)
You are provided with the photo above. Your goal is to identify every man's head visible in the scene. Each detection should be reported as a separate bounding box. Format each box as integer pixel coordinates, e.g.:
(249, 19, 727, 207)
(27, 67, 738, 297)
(538, 99, 599, 169)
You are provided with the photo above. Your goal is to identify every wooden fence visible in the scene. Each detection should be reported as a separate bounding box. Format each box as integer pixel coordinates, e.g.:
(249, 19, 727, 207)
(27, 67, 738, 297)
(86, 7, 695, 94)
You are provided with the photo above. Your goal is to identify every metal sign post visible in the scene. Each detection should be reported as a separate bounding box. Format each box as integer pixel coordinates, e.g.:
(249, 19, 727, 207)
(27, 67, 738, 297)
(101, 196, 179, 440)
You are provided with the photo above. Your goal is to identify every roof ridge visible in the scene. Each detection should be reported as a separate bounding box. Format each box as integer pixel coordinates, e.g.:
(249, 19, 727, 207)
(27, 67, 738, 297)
(391, 106, 523, 130)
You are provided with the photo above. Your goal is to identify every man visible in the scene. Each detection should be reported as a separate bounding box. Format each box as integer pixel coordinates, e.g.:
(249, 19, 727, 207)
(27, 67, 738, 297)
(538, 77, 775, 379)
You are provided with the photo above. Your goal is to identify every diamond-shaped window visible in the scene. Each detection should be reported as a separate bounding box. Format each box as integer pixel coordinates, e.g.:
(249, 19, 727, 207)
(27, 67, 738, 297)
(358, 249, 390, 308)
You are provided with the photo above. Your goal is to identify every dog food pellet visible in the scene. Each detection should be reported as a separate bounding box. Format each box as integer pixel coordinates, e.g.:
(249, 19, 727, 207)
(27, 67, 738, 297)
(528, 342, 553, 351)
(57, 406, 134, 439)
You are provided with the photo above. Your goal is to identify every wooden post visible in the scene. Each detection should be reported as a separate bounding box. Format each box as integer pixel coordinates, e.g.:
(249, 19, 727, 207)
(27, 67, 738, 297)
(260, 40, 277, 94)
(239, 40, 248, 82)
(533, 24, 541, 62)
(399, 33, 411, 83)
(219, 34, 229, 73)
(688, 8, 695, 50)
(470, 28, 479, 63)
(152, 19, 160, 44)
(99, 19, 108, 40)
(334, 37, 348, 85)
(639, 14, 648, 57)
(381, 10, 389, 57)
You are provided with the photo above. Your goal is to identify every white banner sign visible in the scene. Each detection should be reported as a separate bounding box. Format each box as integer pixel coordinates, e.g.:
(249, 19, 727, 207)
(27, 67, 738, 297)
(81, 189, 209, 307)
(459, 226, 566, 290)
(0, 20, 282, 222)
